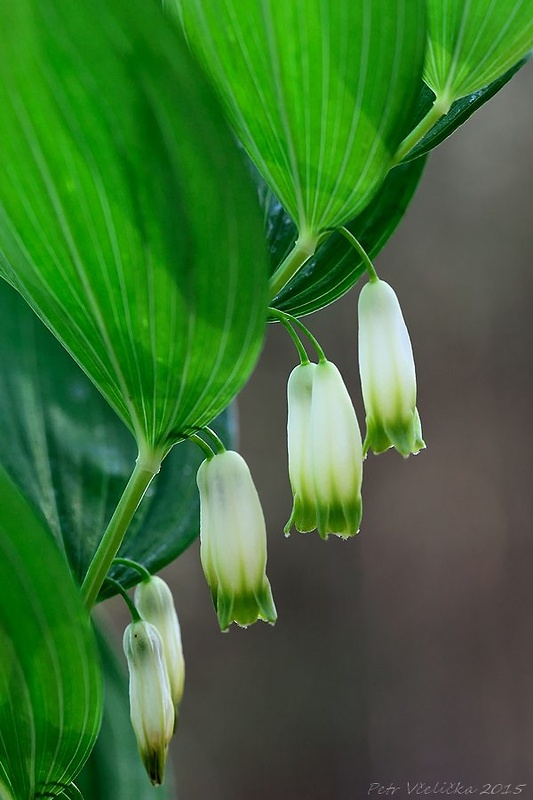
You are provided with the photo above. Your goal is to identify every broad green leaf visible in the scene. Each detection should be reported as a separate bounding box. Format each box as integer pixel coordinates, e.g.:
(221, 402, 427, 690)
(0, 278, 234, 597)
(0, 468, 102, 799)
(266, 157, 426, 317)
(402, 57, 529, 162)
(77, 625, 170, 800)
(0, 0, 267, 463)
(425, 0, 533, 103)
(174, 0, 426, 238)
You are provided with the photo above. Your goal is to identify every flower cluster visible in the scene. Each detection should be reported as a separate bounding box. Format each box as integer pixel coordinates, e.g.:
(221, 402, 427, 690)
(190, 276, 423, 630)
(123, 576, 185, 785)
(122, 274, 423, 783)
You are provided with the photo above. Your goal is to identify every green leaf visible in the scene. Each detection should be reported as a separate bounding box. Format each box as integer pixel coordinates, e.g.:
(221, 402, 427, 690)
(174, 0, 426, 237)
(0, 278, 234, 598)
(266, 157, 426, 317)
(0, 0, 267, 461)
(77, 625, 170, 800)
(0, 468, 102, 799)
(425, 0, 533, 102)
(402, 57, 530, 162)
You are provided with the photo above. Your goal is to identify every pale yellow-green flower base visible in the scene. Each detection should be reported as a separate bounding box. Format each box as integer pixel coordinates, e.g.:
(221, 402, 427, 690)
(285, 492, 363, 540)
(364, 408, 425, 458)
(211, 581, 277, 632)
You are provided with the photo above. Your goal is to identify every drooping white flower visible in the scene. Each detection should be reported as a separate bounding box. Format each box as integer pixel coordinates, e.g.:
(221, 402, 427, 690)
(285, 360, 363, 539)
(123, 620, 174, 786)
(196, 450, 277, 631)
(135, 576, 185, 709)
(358, 278, 425, 457)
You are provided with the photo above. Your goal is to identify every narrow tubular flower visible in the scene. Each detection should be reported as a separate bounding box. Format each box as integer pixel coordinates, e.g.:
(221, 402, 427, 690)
(197, 450, 277, 632)
(135, 576, 185, 709)
(123, 620, 174, 786)
(285, 360, 363, 540)
(358, 278, 425, 457)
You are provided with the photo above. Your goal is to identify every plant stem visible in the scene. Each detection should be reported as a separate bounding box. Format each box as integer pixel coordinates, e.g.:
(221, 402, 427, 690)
(202, 426, 226, 454)
(337, 227, 379, 282)
(268, 307, 309, 363)
(269, 233, 319, 299)
(81, 458, 159, 610)
(392, 96, 451, 165)
(113, 557, 152, 581)
(269, 307, 326, 362)
(189, 433, 215, 460)
(106, 578, 141, 621)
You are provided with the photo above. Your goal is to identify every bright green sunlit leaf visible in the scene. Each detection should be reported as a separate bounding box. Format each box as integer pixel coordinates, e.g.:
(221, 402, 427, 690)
(173, 0, 426, 240)
(0, 0, 268, 463)
(425, 0, 533, 102)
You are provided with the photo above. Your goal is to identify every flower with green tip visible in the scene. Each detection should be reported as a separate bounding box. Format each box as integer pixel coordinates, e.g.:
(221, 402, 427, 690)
(358, 278, 425, 457)
(285, 360, 363, 539)
(135, 576, 185, 710)
(123, 620, 174, 786)
(196, 450, 277, 632)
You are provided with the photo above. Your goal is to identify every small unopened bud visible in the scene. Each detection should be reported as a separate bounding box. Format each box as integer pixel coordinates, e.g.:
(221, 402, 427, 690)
(197, 450, 277, 632)
(285, 360, 363, 539)
(123, 621, 174, 785)
(135, 576, 185, 709)
(358, 278, 425, 457)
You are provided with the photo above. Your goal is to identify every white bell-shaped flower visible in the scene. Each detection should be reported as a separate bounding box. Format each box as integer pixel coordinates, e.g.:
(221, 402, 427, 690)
(123, 620, 174, 786)
(135, 576, 185, 709)
(196, 450, 277, 631)
(285, 360, 363, 539)
(358, 278, 425, 457)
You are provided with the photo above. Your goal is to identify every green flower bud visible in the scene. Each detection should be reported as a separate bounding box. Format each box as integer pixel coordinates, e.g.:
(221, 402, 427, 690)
(197, 450, 277, 632)
(135, 576, 185, 709)
(285, 360, 363, 539)
(123, 620, 174, 786)
(358, 279, 425, 457)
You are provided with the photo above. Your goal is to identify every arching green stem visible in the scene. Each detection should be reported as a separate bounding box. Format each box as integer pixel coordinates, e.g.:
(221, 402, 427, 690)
(106, 577, 141, 622)
(189, 433, 216, 460)
(113, 557, 152, 582)
(269, 307, 309, 363)
(337, 227, 379, 282)
(202, 426, 227, 454)
(269, 306, 326, 363)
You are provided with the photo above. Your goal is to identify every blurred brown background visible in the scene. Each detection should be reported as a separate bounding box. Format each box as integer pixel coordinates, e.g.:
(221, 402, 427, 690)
(108, 64, 533, 799)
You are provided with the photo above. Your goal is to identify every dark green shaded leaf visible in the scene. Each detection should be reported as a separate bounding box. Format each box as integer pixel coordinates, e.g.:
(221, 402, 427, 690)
(0, 0, 267, 462)
(174, 0, 426, 237)
(403, 57, 530, 162)
(267, 158, 427, 318)
(0, 469, 102, 799)
(0, 278, 234, 599)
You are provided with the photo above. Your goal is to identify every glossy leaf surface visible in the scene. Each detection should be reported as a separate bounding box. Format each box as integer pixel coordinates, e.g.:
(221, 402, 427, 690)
(267, 157, 427, 317)
(0, 278, 234, 599)
(175, 0, 426, 236)
(0, 0, 267, 460)
(0, 469, 102, 799)
(425, 0, 533, 101)
(77, 625, 170, 799)
(403, 57, 529, 162)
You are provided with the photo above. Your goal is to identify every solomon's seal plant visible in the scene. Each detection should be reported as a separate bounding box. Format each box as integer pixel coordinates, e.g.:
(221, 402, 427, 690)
(0, 0, 531, 795)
